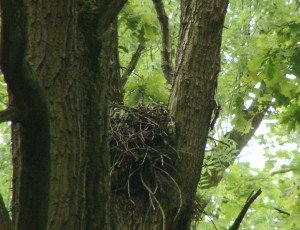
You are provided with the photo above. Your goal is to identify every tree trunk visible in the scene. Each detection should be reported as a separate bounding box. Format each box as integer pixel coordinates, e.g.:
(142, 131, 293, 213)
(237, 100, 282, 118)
(1, 1, 126, 229)
(167, 1, 228, 229)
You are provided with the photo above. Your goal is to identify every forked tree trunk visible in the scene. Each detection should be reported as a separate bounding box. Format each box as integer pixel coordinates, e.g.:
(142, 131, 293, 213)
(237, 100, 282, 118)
(1, 1, 126, 229)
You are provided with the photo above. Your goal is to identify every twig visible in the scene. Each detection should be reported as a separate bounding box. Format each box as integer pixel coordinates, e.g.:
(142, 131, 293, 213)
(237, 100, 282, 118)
(273, 207, 290, 216)
(207, 136, 230, 147)
(229, 189, 262, 230)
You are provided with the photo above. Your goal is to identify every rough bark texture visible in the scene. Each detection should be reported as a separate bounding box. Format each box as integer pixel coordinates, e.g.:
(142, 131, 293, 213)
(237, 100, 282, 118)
(1, 1, 126, 230)
(168, 0, 228, 229)
(1, 1, 50, 229)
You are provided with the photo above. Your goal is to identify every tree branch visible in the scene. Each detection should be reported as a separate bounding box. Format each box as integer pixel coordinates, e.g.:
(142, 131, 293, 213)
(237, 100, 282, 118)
(207, 136, 230, 147)
(270, 168, 293, 176)
(0, 108, 17, 123)
(121, 44, 145, 88)
(273, 207, 290, 216)
(97, 0, 128, 35)
(229, 189, 262, 230)
(152, 0, 174, 84)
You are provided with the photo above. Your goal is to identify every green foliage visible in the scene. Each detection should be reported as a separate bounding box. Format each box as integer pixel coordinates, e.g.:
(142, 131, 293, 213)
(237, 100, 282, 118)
(124, 72, 170, 106)
(197, 0, 300, 229)
(0, 123, 12, 208)
(217, 0, 300, 133)
(118, 0, 179, 106)
(119, 1, 160, 45)
(0, 74, 11, 208)
(198, 150, 300, 229)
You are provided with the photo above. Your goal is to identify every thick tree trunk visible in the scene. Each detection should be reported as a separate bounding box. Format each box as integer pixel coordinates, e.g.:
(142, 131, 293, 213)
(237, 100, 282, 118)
(1, 1, 126, 229)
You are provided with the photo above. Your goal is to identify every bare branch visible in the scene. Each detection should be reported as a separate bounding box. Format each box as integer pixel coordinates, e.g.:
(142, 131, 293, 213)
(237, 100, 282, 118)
(271, 168, 293, 176)
(229, 189, 262, 230)
(121, 44, 145, 88)
(152, 0, 174, 84)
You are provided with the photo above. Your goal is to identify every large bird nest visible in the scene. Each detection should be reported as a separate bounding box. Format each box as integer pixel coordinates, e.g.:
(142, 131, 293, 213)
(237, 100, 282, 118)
(110, 103, 181, 212)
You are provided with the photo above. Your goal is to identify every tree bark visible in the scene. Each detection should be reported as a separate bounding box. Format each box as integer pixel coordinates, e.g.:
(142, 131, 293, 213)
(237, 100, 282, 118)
(1, 1, 126, 229)
(168, 0, 228, 229)
(1, 1, 50, 229)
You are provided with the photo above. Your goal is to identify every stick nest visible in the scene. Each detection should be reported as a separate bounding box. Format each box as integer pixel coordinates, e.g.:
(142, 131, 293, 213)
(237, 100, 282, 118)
(110, 103, 181, 208)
